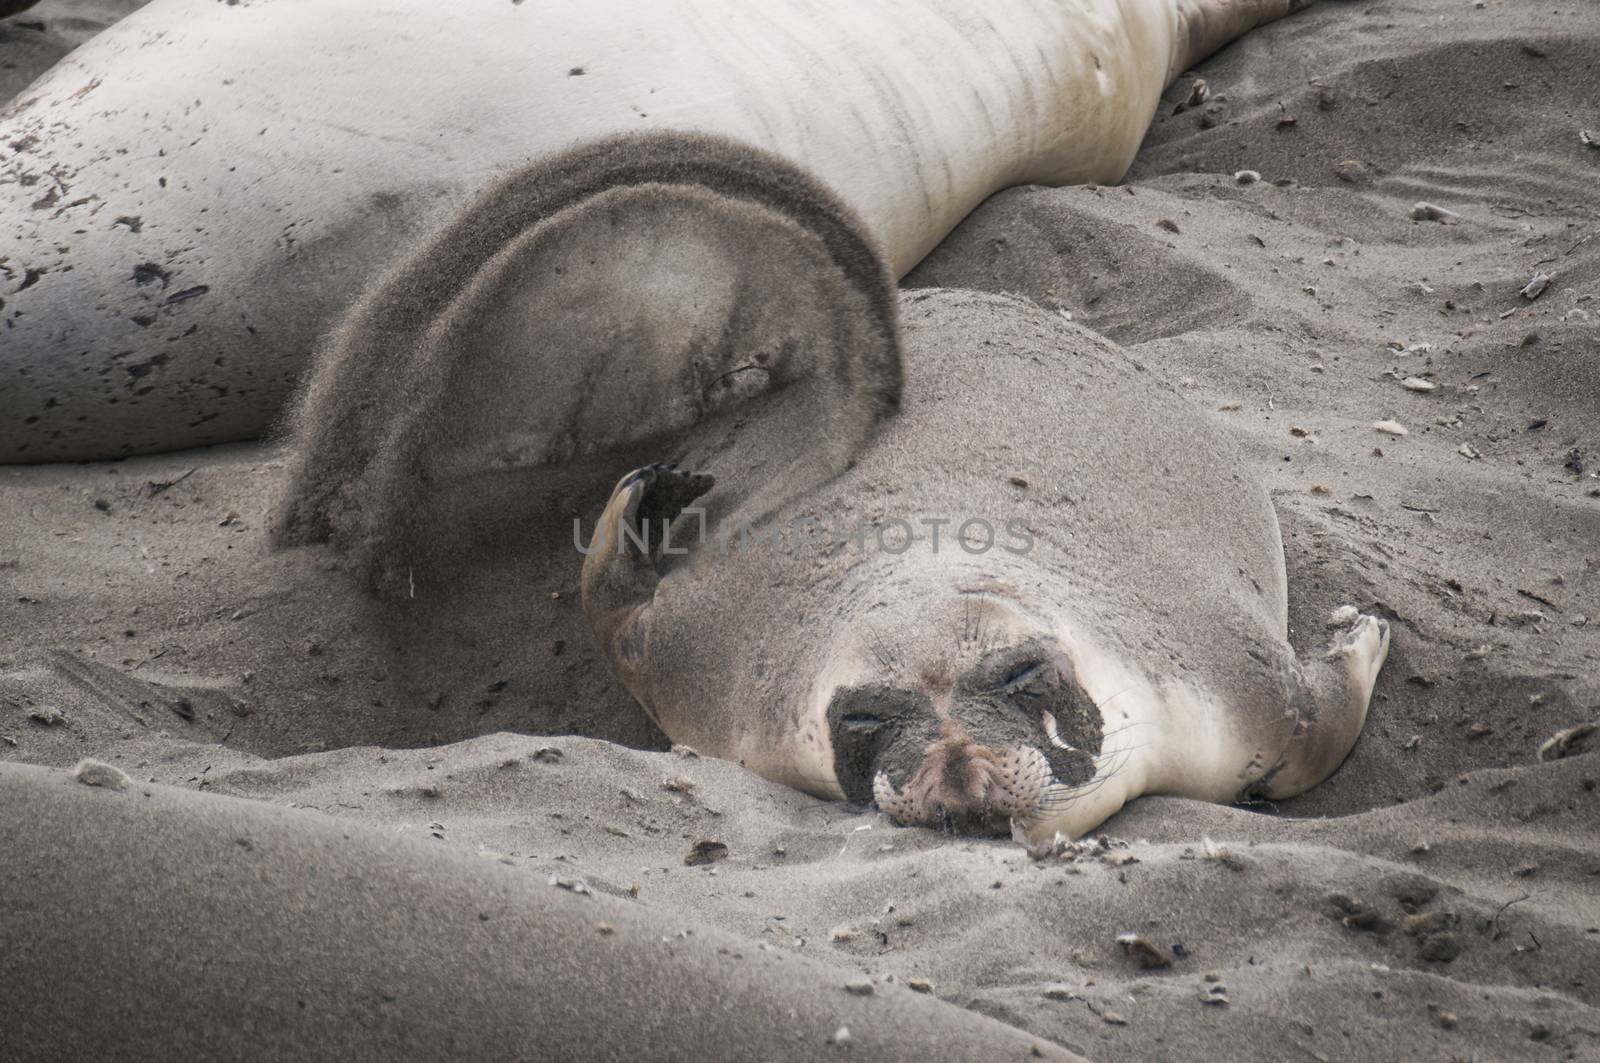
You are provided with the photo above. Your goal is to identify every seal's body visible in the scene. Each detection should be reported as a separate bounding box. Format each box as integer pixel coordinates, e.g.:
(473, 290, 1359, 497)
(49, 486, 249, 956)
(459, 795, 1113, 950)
(1, 0, 1311, 461)
(582, 290, 1389, 842)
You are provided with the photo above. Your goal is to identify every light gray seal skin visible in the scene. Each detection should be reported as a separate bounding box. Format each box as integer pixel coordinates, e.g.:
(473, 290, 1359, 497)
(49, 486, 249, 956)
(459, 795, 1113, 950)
(581, 290, 1390, 843)
(0, 0, 1315, 462)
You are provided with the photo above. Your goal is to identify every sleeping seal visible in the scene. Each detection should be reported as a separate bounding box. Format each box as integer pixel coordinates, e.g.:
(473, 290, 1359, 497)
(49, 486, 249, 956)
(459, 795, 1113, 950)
(581, 289, 1389, 842)
(1, 0, 1315, 462)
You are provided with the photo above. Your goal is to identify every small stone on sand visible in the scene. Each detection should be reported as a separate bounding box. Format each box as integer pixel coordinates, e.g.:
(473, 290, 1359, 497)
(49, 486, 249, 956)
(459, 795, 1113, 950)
(1373, 420, 1409, 436)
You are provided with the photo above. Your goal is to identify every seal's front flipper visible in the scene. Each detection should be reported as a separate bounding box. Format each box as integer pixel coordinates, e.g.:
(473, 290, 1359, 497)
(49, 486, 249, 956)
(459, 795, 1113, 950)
(581, 465, 712, 705)
(1259, 606, 1390, 799)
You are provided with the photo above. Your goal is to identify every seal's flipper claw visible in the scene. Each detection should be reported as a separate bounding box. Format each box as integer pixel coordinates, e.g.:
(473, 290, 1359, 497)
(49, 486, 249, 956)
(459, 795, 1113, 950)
(634, 466, 714, 538)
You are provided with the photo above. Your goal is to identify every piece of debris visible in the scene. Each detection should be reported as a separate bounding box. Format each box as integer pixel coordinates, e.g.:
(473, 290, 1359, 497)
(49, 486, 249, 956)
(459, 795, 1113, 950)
(1116, 933, 1173, 970)
(671, 744, 699, 758)
(1458, 444, 1481, 460)
(829, 1026, 851, 1048)
(685, 840, 729, 867)
(1466, 722, 1493, 739)
(1411, 202, 1459, 223)
(146, 467, 196, 496)
(1233, 169, 1261, 185)
(907, 978, 934, 994)
(1172, 78, 1209, 113)
(1401, 377, 1436, 392)
(1373, 420, 1409, 436)
(531, 746, 563, 763)
(1520, 272, 1553, 300)
(548, 876, 591, 895)
(71, 758, 131, 791)
(663, 775, 695, 795)
(1200, 984, 1229, 1007)
(27, 705, 65, 726)
(1157, 218, 1181, 234)
(1200, 835, 1246, 871)
(1538, 721, 1597, 762)
(843, 977, 874, 997)
(1582, 130, 1599, 149)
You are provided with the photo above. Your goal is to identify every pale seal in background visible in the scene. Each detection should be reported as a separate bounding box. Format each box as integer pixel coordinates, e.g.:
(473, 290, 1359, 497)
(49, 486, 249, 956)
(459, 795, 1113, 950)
(1, 0, 1314, 462)
(581, 290, 1389, 842)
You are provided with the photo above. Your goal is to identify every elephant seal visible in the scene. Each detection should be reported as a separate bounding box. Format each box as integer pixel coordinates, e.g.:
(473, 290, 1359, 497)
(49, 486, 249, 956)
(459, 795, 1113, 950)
(581, 289, 1390, 842)
(1, 0, 1315, 462)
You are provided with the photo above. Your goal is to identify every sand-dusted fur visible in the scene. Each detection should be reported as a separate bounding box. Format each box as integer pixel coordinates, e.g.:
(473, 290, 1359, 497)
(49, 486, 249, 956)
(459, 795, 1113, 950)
(271, 131, 899, 587)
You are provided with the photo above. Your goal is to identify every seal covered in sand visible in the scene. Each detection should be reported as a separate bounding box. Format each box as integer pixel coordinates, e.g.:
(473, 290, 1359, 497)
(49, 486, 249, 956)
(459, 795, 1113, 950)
(0, 0, 1314, 462)
(582, 290, 1390, 842)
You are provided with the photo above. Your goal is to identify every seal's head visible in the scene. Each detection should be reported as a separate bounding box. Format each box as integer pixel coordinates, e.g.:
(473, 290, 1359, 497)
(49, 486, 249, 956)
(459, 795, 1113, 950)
(820, 586, 1121, 841)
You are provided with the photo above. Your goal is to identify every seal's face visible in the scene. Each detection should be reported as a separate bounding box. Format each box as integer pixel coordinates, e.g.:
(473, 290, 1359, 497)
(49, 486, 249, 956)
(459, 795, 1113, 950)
(823, 595, 1106, 837)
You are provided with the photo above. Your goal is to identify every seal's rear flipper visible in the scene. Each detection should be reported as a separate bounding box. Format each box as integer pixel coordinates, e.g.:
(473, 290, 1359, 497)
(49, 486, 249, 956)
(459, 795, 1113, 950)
(1259, 607, 1390, 799)
(271, 131, 899, 591)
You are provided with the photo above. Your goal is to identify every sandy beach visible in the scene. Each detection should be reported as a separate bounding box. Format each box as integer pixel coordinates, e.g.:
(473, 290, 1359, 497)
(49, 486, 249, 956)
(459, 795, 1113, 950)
(2, 0, 1597, 1059)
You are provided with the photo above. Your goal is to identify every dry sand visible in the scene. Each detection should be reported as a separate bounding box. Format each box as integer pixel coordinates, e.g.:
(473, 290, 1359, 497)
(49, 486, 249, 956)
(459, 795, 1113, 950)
(2, 0, 1598, 1059)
